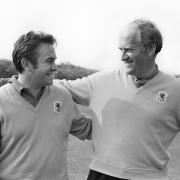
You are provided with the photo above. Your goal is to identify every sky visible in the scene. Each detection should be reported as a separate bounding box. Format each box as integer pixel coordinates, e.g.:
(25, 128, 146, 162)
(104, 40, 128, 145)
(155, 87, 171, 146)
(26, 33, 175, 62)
(1, 0, 180, 73)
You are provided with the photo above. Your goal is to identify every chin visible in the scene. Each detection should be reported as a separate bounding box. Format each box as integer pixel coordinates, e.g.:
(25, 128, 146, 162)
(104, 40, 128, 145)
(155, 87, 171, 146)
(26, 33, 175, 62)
(48, 81, 53, 86)
(125, 69, 134, 75)
(45, 80, 53, 86)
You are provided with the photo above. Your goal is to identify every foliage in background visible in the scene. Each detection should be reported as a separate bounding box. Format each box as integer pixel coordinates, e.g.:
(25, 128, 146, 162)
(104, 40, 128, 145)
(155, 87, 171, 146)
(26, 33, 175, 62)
(0, 59, 98, 86)
(54, 62, 98, 80)
(0, 59, 17, 78)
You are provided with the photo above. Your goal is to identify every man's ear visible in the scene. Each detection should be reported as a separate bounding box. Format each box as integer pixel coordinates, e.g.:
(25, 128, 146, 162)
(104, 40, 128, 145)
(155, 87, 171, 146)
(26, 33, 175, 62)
(147, 44, 156, 56)
(21, 58, 33, 72)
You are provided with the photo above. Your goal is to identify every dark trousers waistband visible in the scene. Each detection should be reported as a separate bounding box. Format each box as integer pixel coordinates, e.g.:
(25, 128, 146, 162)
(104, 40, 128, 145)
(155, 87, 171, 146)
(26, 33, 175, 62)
(87, 169, 129, 180)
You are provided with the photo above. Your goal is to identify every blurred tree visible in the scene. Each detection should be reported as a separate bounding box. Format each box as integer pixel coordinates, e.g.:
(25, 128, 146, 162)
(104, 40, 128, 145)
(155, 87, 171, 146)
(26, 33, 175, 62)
(0, 60, 99, 86)
(0, 59, 17, 78)
(54, 62, 98, 80)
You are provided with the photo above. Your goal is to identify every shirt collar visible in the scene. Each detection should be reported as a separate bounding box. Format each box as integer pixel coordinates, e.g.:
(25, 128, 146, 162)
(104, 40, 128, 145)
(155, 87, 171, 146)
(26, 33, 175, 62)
(9, 75, 24, 93)
(9, 75, 45, 96)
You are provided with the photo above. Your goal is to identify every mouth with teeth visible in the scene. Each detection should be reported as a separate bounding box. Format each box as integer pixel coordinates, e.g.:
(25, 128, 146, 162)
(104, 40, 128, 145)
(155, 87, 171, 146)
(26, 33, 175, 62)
(46, 73, 54, 79)
(124, 59, 134, 70)
(125, 60, 133, 64)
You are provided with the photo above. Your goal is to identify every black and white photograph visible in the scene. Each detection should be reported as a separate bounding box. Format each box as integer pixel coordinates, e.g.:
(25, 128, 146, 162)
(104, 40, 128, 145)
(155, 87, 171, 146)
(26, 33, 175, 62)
(0, 0, 180, 180)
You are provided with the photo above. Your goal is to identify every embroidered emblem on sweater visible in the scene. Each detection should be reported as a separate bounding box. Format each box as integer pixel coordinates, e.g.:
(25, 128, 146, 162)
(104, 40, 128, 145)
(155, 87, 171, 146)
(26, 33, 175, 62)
(156, 91, 168, 103)
(53, 101, 62, 113)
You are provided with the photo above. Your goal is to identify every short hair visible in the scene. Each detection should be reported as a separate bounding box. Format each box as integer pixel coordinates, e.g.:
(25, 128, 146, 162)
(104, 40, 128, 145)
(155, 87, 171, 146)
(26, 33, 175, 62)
(129, 19, 163, 55)
(12, 31, 57, 73)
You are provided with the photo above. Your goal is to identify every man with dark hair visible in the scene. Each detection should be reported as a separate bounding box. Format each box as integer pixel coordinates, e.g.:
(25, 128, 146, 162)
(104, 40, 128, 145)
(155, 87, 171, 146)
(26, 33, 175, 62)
(12, 31, 57, 73)
(0, 31, 92, 180)
(58, 19, 180, 180)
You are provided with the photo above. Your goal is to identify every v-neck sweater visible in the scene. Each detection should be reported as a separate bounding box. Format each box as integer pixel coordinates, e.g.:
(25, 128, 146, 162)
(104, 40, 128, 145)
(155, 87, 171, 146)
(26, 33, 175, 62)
(58, 67, 180, 179)
(0, 78, 92, 180)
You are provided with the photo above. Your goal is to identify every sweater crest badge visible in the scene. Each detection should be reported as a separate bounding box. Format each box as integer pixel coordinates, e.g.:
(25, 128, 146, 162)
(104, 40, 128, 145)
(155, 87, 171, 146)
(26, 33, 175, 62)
(53, 101, 62, 113)
(155, 91, 168, 103)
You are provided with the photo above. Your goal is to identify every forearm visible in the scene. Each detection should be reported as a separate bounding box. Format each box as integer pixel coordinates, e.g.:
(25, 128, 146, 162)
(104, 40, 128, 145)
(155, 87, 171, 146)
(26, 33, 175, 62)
(54, 78, 93, 106)
(70, 113, 92, 140)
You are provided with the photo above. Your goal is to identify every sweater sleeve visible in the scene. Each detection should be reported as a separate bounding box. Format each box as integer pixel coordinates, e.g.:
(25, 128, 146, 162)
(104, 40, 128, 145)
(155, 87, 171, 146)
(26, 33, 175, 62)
(176, 100, 180, 129)
(53, 75, 94, 106)
(0, 123, 2, 154)
(175, 79, 180, 128)
(0, 112, 3, 154)
(69, 103, 92, 140)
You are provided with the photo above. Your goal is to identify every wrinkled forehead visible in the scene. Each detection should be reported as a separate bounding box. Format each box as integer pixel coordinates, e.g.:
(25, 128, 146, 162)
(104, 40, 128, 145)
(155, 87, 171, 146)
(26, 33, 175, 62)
(119, 25, 141, 47)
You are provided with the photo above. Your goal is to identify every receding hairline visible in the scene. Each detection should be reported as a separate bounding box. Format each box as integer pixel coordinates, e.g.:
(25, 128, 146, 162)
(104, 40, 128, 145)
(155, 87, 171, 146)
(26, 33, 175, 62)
(119, 24, 142, 45)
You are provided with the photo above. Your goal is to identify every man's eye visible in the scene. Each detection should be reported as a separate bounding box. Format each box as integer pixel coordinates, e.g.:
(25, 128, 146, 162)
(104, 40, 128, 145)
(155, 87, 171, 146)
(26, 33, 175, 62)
(46, 61, 52, 64)
(46, 59, 54, 64)
(119, 48, 124, 52)
(119, 48, 133, 53)
(127, 49, 133, 52)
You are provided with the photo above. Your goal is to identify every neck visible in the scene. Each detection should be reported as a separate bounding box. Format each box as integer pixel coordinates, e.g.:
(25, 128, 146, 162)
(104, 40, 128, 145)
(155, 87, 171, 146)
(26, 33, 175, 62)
(133, 64, 159, 81)
(18, 74, 43, 96)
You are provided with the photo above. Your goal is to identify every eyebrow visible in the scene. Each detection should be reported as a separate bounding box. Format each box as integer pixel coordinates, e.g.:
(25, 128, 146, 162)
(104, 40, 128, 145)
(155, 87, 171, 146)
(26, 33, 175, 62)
(45, 57, 56, 61)
(119, 47, 134, 50)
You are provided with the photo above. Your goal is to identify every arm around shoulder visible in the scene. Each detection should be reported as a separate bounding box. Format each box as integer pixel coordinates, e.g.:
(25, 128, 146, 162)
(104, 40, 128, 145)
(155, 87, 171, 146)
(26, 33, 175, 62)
(53, 76, 94, 106)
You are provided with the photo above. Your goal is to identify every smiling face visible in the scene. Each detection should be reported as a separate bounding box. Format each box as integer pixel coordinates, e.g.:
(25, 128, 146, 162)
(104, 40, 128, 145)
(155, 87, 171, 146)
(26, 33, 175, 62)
(30, 43, 57, 89)
(119, 26, 154, 77)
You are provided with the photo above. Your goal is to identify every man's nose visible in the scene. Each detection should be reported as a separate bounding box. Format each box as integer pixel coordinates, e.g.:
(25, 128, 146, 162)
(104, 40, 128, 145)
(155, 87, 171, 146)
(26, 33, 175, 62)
(121, 51, 128, 61)
(51, 62, 57, 72)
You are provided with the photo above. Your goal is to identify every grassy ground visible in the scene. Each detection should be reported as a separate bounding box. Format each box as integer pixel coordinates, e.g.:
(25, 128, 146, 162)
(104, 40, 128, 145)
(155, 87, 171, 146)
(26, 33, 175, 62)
(68, 135, 92, 180)
(67, 106, 180, 180)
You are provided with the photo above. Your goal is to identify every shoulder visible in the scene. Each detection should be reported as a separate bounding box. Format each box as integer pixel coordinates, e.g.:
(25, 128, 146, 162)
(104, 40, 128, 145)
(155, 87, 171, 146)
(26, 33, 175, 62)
(50, 82, 74, 102)
(159, 71, 180, 87)
(0, 83, 14, 109)
(0, 83, 12, 96)
(51, 82, 72, 95)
